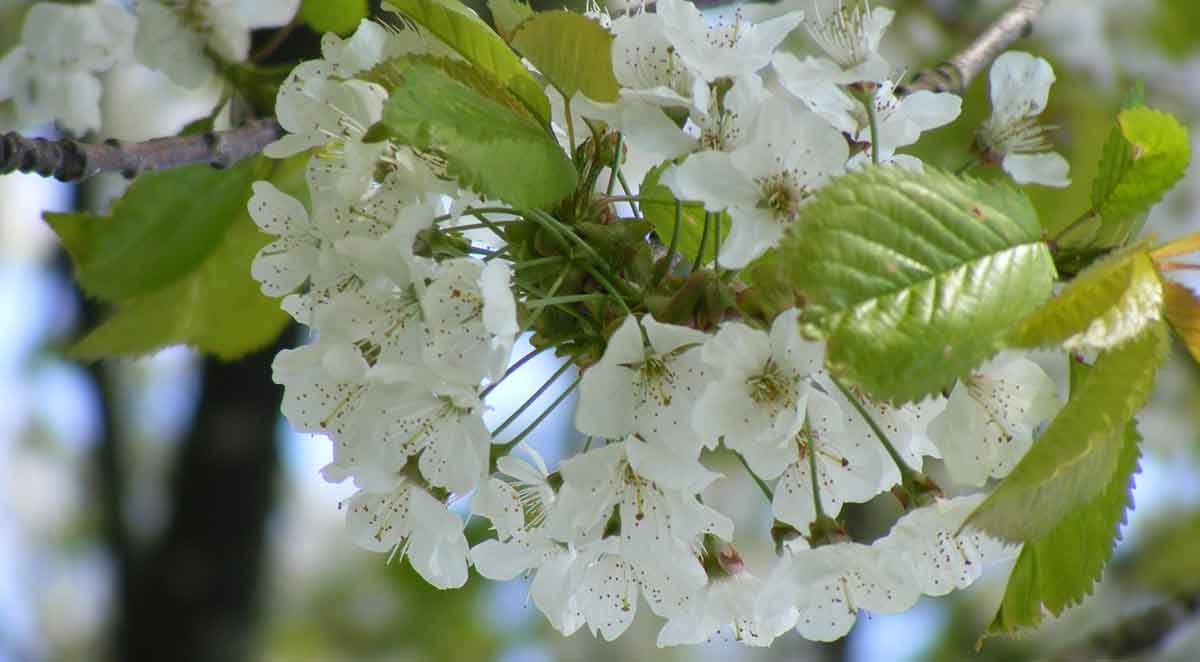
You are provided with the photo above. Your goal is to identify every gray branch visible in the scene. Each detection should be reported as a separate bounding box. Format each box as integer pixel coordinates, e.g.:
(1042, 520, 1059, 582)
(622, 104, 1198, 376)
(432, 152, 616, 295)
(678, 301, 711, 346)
(900, 0, 1048, 96)
(0, 118, 282, 182)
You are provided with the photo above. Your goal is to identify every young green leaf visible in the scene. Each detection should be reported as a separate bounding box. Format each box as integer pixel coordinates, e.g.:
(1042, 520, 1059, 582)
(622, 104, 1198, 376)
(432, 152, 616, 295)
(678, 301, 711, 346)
(70, 207, 290, 361)
(300, 0, 368, 34)
(965, 322, 1167, 542)
(1008, 248, 1163, 352)
(1162, 279, 1200, 365)
(1091, 106, 1190, 246)
(640, 160, 730, 269)
(777, 166, 1056, 404)
(372, 60, 576, 208)
(511, 10, 620, 103)
(487, 0, 533, 41)
(44, 156, 269, 302)
(383, 0, 550, 122)
(986, 422, 1141, 636)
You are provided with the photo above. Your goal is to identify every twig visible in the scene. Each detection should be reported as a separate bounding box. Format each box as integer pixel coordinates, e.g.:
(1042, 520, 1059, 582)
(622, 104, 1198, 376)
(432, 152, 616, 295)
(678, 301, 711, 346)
(900, 0, 1047, 96)
(0, 118, 283, 182)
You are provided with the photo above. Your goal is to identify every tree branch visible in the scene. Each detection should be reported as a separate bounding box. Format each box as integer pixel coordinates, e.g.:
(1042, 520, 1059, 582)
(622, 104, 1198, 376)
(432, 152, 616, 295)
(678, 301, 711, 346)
(0, 118, 282, 182)
(900, 0, 1047, 96)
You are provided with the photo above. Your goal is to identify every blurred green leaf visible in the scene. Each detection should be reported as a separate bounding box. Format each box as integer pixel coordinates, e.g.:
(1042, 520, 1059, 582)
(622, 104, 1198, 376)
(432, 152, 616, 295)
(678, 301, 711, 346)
(45, 156, 267, 301)
(1008, 248, 1163, 352)
(384, 0, 550, 122)
(52, 155, 304, 360)
(70, 204, 290, 360)
(486, 0, 533, 40)
(371, 59, 576, 208)
(777, 166, 1055, 404)
(986, 418, 1141, 636)
(511, 10, 620, 102)
(300, 0, 368, 34)
(640, 159, 729, 270)
(1091, 106, 1190, 246)
(967, 322, 1167, 542)
(1162, 279, 1200, 366)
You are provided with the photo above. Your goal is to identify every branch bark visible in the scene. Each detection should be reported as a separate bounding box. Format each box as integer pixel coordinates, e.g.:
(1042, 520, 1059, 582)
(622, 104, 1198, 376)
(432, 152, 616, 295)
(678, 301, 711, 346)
(900, 0, 1047, 96)
(0, 118, 282, 182)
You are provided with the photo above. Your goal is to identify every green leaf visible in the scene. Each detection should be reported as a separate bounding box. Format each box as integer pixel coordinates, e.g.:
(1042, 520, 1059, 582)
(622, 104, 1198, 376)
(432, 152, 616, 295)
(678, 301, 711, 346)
(1162, 279, 1200, 365)
(777, 166, 1056, 404)
(640, 160, 730, 268)
(486, 0, 533, 40)
(511, 10, 620, 103)
(383, 0, 550, 123)
(300, 0, 368, 34)
(986, 421, 1141, 636)
(71, 208, 290, 361)
(1008, 248, 1163, 352)
(966, 322, 1167, 542)
(44, 156, 269, 301)
(372, 60, 576, 208)
(1091, 106, 1190, 246)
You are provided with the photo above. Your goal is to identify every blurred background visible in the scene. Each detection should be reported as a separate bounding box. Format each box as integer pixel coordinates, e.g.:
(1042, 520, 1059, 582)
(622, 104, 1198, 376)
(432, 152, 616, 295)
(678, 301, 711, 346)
(4, 0, 1200, 660)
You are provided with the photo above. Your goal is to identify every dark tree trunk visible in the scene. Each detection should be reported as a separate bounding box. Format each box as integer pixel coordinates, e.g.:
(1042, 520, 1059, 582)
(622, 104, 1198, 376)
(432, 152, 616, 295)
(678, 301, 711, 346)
(119, 341, 285, 662)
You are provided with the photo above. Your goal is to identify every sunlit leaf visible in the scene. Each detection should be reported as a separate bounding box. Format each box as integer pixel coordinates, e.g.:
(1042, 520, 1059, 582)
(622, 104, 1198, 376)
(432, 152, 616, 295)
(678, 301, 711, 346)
(1008, 248, 1163, 352)
(776, 166, 1056, 404)
(511, 10, 620, 102)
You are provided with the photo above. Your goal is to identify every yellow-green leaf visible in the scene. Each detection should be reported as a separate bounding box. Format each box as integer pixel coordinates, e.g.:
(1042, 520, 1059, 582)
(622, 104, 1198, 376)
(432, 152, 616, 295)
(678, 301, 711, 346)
(1162, 279, 1200, 365)
(1008, 248, 1163, 353)
(383, 0, 550, 123)
(511, 10, 620, 103)
(986, 421, 1141, 636)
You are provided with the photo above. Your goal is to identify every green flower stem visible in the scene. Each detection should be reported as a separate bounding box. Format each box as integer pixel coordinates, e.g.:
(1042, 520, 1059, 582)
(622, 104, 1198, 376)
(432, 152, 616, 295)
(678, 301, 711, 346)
(713, 209, 722, 272)
(582, 264, 634, 317)
(654, 200, 683, 286)
(603, 195, 677, 206)
(514, 256, 566, 271)
(519, 266, 569, 334)
(736, 450, 774, 501)
(503, 373, 583, 449)
(956, 156, 980, 175)
(616, 170, 642, 220)
(479, 344, 552, 400)
(491, 359, 575, 438)
(441, 219, 522, 233)
(693, 211, 712, 272)
(606, 133, 624, 196)
(523, 208, 636, 313)
(866, 92, 882, 166)
(805, 423, 827, 520)
(564, 98, 577, 155)
(527, 293, 609, 308)
(433, 206, 515, 224)
(829, 375, 920, 485)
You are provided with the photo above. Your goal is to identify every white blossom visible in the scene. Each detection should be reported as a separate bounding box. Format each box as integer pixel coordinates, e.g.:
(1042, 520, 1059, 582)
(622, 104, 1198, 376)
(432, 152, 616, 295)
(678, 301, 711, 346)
(758, 539, 920, 642)
(927, 355, 1061, 486)
(345, 483, 469, 589)
(879, 494, 1015, 596)
(575, 315, 712, 454)
(662, 97, 848, 267)
(0, 0, 136, 134)
(694, 309, 821, 452)
(134, 0, 299, 88)
(977, 51, 1071, 187)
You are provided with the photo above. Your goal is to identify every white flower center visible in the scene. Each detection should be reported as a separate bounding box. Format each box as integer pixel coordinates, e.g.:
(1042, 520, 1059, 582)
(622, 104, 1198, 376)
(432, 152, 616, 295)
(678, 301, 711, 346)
(806, 0, 877, 70)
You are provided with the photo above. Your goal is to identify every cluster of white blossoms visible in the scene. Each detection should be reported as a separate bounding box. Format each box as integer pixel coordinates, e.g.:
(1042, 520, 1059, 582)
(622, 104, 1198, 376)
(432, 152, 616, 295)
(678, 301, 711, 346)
(0, 0, 298, 134)
(243, 0, 1073, 648)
